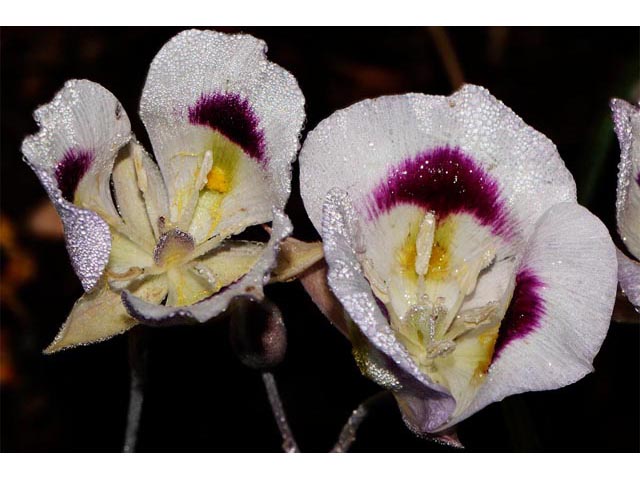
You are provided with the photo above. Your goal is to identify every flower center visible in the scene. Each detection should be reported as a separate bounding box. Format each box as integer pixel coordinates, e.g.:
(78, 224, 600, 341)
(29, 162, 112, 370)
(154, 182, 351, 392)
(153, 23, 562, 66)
(365, 211, 500, 377)
(153, 228, 195, 268)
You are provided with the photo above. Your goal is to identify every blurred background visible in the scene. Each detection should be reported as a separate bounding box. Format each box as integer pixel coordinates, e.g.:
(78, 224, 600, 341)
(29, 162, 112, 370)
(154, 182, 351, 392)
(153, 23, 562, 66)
(1, 27, 639, 452)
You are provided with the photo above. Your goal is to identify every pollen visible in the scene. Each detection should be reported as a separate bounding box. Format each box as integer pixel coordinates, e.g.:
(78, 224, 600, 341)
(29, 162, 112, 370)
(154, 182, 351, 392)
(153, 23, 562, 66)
(206, 165, 231, 193)
(397, 238, 418, 274)
(428, 243, 448, 277)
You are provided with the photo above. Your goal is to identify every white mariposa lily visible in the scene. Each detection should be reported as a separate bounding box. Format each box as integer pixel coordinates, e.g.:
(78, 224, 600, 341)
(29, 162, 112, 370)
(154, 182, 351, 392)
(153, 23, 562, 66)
(299, 85, 617, 434)
(611, 98, 640, 311)
(22, 29, 306, 353)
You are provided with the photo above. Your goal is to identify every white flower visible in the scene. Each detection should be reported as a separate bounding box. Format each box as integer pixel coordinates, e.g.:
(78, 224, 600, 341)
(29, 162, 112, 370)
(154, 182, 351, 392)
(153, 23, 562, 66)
(299, 85, 617, 433)
(21, 30, 305, 352)
(611, 98, 640, 311)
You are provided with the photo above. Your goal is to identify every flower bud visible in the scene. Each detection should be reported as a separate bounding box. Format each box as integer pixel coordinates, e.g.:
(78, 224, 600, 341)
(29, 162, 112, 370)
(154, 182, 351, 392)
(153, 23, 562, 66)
(229, 296, 287, 370)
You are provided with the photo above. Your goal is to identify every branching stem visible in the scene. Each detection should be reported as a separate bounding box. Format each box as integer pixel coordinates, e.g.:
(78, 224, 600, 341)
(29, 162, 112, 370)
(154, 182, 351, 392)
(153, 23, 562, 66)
(262, 371, 299, 453)
(331, 391, 392, 453)
(123, 328, 147, 453)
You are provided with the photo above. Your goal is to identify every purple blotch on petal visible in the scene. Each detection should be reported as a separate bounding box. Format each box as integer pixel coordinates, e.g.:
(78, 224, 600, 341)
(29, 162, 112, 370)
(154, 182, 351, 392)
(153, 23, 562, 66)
(493, 268, 546, 360)
(54, 148, 94, 201)
(188, 92, 267, 164)
(368, 146, 512, 238)
(636, 170, 640, 187)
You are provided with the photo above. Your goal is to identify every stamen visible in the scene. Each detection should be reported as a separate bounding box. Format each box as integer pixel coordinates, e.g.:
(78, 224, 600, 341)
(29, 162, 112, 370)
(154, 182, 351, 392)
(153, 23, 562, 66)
(198, 150, 214, 190)
(403, 294, 450, 347)
(425, 340, 456, 359)
(206, 165, 231, 193)
(133, 155, 148, 192)
(192, 262, 219, 289)
(169, 151, 201, 161)
(361, 255, 389, 301)
(415, 212, 436, 276)
(106, 266, 144, 280)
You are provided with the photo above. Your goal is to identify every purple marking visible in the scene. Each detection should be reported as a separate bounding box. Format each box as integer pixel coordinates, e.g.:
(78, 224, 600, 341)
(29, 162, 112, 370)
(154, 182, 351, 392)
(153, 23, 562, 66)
(188, 92, 267, 164)
(636, 170, 640, 187)
(54, 148, 94, 201)
(367, 146, 512, 238)
(492, 269, 546, 360)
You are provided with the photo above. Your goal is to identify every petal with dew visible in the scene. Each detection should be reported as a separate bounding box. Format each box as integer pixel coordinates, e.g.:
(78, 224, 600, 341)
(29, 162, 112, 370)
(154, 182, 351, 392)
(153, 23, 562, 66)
(300, 86, 575, 246)
(140, 29, 304, 236)
(611, 98, 640, 260)
(44, 275, 168, 354)
(21, 80, 132, 290)
(443, 202, 616, 429)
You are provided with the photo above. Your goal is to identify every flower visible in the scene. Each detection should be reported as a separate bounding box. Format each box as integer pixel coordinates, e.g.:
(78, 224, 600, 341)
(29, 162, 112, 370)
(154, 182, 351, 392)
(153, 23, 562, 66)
(299, 85, 617, 434)
(21, 30, 306, 353)
(611, 98, 640, 311)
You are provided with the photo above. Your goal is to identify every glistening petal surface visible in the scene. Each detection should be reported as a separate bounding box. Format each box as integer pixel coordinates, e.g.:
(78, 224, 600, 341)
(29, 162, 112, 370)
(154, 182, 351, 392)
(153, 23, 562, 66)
(300, 85, 576, 244)
(21, 80, 132, 290)
(447, 202, 616, 428)
(611, 98, 640, 260)
(140, 29, 305, 236)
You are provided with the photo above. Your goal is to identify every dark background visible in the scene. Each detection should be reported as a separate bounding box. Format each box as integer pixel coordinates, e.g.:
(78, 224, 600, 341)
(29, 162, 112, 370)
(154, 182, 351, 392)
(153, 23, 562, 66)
(1, 27, 639, 452)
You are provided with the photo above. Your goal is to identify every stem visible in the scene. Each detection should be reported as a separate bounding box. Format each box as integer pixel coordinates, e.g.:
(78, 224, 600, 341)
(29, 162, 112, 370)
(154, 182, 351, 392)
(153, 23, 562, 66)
(427, 27, 465, 90)
(262, 371, 299, 453)
(123, 328, 148, 453)
(331, 391, 391, 453)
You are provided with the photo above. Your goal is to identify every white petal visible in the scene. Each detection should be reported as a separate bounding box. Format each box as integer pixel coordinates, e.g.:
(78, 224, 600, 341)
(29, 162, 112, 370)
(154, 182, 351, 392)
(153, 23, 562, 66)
(121, 209, 292, 325)
(300, 86, 575, 245)
(140, 29, 304, 231)
(21, 80, 131, 290)
(611, 98, 640, 260)
(446, 202, 616, 428)
(322, 188, 456, 431)
(617, 248, 640, 310)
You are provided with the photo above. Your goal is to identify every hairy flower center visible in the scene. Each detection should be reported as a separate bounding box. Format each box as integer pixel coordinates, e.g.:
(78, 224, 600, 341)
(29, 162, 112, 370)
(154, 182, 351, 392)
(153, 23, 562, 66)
(365, 211, 500, 380)
(153, 229, 196, 268)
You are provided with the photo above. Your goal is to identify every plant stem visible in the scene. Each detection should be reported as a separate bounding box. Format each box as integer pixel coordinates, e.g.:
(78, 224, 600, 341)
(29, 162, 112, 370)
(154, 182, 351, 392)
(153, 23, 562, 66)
(123, 328, 147, 453)
(331, 391, 391, 453)
(427, 27, 465, 90)
(262, 371, 299, 453)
